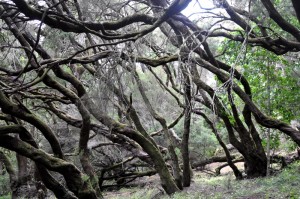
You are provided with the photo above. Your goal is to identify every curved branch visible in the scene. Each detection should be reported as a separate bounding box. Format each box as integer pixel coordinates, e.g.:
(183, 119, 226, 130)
(0, 90, 63, 158)
(261, 0, 300, 41)
(0, 135, 97, 199)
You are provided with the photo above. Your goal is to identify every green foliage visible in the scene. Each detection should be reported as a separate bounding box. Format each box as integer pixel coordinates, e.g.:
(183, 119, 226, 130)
(261, 131, 280, 149)
(0, 151, 16, 197)
(220, 40, 300, 122)
(174, 116, 218, 159)
(43, 28, 71, 52)
(279, 136, 298, 152)
(219, 39, 300, 151)
(0, 174, 10, 197)
(0, 194, 11, 199)
(0, 32, 8, 43)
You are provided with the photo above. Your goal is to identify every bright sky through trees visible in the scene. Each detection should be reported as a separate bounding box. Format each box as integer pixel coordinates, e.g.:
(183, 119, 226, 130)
(181, 0, 214, 17)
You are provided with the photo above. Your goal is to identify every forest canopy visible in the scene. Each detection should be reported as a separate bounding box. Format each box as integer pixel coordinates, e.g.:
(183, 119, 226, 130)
(0, 0, 299, 198)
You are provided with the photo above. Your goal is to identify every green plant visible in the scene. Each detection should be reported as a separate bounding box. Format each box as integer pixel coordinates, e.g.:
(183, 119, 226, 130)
(0, 194, 11, 199)
(0, 174, 10, 196)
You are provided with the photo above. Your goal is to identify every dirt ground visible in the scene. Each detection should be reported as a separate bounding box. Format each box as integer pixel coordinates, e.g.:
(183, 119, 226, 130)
(103, 162, 245, 199)
(103, 161, 300, 199)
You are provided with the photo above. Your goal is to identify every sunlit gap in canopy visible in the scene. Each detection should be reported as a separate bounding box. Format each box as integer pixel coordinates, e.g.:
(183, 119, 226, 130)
(181, 0, 217, 87)
(181, 0, 214, 19)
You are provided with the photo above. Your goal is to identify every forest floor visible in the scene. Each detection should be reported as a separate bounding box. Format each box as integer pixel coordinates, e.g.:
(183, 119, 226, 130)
(104, 161, 300, 199)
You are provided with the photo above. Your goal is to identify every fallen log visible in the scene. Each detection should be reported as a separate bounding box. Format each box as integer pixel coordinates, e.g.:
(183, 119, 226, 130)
(215, 158, 244, 175)
(192, 155, 236, 169)
(100, 170, 157, 190)
(192, 153, 292, 175)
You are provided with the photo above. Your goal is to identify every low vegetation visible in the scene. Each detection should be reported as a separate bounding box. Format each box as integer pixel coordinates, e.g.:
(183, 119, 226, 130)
(106, 161, 300, 199)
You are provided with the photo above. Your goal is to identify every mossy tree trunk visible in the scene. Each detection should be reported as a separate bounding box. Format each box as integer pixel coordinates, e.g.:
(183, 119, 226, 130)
(190, 66, 267, 178)
(83, 95, 180, 194)
(181, 65, 192, 187)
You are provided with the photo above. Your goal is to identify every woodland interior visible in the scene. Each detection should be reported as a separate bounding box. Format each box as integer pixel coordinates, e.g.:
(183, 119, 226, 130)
(0, 0, 299, 198)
